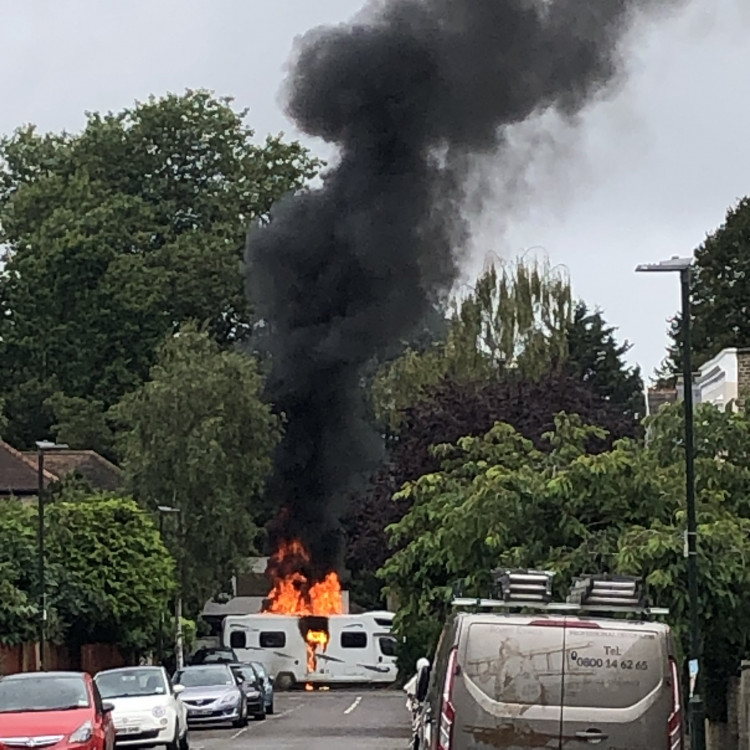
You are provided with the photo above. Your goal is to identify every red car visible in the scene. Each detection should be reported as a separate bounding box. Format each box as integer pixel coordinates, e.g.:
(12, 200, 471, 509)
(0, 671, 115, 750)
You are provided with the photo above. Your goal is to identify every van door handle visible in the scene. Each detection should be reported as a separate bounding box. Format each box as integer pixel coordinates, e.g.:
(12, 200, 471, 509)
(575, 729, 608, 742)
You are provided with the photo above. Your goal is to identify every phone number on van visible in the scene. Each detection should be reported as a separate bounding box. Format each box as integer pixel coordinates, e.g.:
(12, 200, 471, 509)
(569, 652, 649, 670)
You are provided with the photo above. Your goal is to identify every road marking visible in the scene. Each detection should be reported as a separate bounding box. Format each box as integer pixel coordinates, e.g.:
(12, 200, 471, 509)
(276, 703, 305, 718)
(344, 696, 362, 715)
(230, 727, 248, 740)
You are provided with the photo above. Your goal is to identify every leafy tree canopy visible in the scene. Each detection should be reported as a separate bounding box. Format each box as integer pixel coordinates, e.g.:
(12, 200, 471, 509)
(0, 89, 321, 448)
(112, 326, 282, 614)
(379, 404, 750, 719)
(372, 256, 572, 432)
(565, 301, 644, 419)
(0, 502, 39, 646)
(0, 493, 175, 652)
(662, 196, 750, 373)
(345, 371, 639, 609)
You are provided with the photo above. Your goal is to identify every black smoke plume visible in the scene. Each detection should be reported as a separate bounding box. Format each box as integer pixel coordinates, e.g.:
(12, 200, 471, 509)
(246, 0, 681, 579)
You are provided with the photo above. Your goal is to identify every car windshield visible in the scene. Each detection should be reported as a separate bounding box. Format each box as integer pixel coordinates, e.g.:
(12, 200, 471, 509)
(174, 666, 234, 687)
(96, 669, 167, 699)
(192, 649, 234, 664)
(0, 675, 89, 712)
(250, 663, 267, 679)
(231, 666, 259, 686)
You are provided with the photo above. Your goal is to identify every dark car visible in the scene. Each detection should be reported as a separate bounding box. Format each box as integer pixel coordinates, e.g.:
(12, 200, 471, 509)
(248, 661, 274, 715)
(0, 671, 116, 750)
(188, 647, 238, 665)
(228, 664, 265, 721)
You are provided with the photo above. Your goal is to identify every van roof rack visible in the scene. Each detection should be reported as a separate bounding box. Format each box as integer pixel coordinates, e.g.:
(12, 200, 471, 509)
(451, 569, 668, 617)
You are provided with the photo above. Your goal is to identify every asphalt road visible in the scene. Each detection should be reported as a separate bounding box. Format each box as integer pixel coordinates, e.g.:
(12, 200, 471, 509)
(189, 689, 411, 750)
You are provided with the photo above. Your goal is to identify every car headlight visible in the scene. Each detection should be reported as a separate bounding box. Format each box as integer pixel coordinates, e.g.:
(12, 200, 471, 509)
(219, 693, 239, 706)
(70, 721, 93, 744)
(152, 705, 168, 718)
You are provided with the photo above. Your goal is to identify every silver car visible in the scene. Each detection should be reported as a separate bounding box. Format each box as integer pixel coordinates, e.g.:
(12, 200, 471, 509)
(172, 665, 248, 728)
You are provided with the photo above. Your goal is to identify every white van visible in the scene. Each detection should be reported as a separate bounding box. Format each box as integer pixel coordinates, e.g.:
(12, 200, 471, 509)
(414, 571, 684, 750)
(223, 610, 398, 689)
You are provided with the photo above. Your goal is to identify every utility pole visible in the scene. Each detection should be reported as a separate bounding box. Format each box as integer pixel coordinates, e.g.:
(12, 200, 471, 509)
(680, 265, 705, 750)
(636, 257, 704, 750)
(157, 504, 183, 670)
(37, 448, 45, 670)
(175, 509, 185, 671)
(35, 440, 68, 671)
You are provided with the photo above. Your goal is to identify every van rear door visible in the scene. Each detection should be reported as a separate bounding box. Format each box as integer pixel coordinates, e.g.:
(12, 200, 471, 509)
(561, 620, 671, 749)
(454, 618, 565, 750)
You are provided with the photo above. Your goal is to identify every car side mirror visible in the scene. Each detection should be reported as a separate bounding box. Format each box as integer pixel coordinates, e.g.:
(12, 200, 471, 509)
(102, 702, 115, 714)
(173, 684, 185, 695)
(416, 664, 431, 702)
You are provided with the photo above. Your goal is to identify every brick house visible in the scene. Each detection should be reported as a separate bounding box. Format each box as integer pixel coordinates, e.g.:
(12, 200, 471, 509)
(647, 347, 750, 415)
(688, 347, 750, 411)
(0, 441, 122, 498)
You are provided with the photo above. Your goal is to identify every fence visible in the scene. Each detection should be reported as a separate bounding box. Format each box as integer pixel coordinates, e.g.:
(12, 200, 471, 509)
(0, 642, 127, 676)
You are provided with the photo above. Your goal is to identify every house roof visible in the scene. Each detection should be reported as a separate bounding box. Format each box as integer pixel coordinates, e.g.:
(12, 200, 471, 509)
(24, 450, 123, 492)
(202, 596, 268, 618)
(0, 441, 123, 496)
(0, 441, 58, 495)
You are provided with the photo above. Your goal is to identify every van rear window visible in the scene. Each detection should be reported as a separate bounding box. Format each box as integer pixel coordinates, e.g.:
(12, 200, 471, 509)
(464, 622, 564, 705)
(563, 627, 663, 709)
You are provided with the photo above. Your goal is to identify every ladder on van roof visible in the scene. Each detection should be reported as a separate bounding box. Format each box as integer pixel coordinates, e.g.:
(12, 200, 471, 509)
(451, 570, 669, 618)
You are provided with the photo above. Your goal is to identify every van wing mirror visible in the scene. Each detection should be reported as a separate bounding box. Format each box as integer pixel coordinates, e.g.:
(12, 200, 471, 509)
(416, 664, 431, 702)
(173, 684, 185, 695)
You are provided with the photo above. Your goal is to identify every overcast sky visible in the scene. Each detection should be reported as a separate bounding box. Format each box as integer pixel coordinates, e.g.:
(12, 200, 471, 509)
(1, 0, 748, 380)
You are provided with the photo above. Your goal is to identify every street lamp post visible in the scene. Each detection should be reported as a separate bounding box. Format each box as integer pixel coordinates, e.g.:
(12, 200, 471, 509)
(157, 504, 183, 670)
(35, 440, 68, 671)
(636, 256, 704, 750)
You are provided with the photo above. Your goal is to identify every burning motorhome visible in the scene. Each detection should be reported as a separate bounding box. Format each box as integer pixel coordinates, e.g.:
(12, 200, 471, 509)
(222, 539, 397, 689)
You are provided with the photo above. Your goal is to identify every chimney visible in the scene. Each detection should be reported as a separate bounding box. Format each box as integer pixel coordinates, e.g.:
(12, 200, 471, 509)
(737, 348, 750, 411)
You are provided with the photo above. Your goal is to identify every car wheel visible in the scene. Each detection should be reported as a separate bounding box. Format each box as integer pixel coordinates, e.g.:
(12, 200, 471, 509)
(255, 710, 266, 721)
(275, 672, 295, 691)
(267, 700, 274, 715)
(233, 700, 248, 728)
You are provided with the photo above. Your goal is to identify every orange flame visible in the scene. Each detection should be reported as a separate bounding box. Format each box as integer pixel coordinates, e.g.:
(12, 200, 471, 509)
(264, 540, 343, 675)
(265, 540, 343, 616)
(306, 630, 329, 672)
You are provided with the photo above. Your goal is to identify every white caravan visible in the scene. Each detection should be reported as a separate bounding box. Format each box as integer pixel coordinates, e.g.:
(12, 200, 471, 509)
(222, 611, 398, 689)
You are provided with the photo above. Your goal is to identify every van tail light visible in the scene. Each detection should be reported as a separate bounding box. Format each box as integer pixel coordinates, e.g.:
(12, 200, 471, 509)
(668, 658, 684, 750)
(438, 647, 458, 750)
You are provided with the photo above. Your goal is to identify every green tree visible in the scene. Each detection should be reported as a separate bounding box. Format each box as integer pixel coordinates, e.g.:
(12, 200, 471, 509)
(347, 371, 638, 610)
(0, 89, 321, 448)
(565, 301, 644, 418)
(661, 197, 750, 372)
(46, 493, 176, 653)
(0, 494, 175, 652)
(0, 502, 40, 646)
(379, 405, 750, 718)
(112, 327, 282, 614)
(372, 256, 572, 432)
